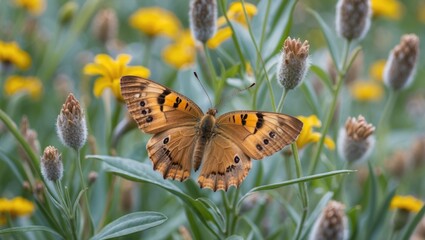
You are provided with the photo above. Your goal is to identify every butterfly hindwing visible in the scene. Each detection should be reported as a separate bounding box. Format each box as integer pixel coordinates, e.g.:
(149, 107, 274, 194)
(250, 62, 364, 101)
(120, 76, 204, 134)
(216, 111, 303, 160)
(146, 126, 197, 181)
(198, 134, 252, 191)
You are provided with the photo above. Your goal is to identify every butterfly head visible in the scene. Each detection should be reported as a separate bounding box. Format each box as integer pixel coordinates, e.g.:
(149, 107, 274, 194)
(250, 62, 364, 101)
(207, 108, 217, 116)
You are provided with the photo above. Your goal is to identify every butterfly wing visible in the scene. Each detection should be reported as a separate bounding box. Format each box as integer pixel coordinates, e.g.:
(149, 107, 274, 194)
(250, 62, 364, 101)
(198, 134, 252, 191)
(146, 126, 197, 181)
(120, 76, 204, 133)
(216, 111, 303, 159)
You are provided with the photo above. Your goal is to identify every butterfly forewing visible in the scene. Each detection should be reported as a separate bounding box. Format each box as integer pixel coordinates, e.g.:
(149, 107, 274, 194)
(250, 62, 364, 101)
(216, 111, 303, 160)
(120, 76, 204, 134)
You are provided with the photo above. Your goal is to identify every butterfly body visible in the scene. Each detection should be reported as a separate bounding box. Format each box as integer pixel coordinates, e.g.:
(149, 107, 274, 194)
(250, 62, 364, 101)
(120, 76, 303, 191)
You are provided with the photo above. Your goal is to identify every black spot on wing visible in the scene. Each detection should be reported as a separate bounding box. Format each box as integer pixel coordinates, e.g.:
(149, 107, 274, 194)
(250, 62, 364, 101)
(173, 97, 182, 108)
(158, 89, 171, 111)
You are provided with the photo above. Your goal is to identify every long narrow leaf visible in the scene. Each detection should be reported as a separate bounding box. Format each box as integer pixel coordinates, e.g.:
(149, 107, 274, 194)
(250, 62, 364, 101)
(402, 205, 425, 240)
(0, 226, 63, 238)
(307, 9, 341, 70)
(90, 212, 167, 240)
(238, 170, 354, 209)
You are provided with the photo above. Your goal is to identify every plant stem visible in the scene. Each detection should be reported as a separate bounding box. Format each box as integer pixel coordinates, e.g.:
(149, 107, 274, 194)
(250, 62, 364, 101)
(241, 0, 277, 111)
(376, 89, 397, 162)
(308, 40, 351, 175)
(277, 88, 289, 112)
(291, 143, 308, 240)
(77, 149, 94, 237)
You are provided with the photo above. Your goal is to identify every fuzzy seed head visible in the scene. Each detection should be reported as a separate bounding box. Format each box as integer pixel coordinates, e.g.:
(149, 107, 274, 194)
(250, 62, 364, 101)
(56, 93, 87, 150)
(338, 115, 375, 163)
(309, 201, 348, 240)
(41, 146, 63, 182)
(383, 34, 420, 90)
(92, 8, 118, 45)
(189, 0, 217, 43)
(277, 37, 310, 90)
(336, 0, 371, 40)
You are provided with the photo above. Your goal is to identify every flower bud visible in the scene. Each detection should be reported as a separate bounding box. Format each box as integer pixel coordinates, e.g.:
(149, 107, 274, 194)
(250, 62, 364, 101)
(383, 34, 420, 90)
(92, 8, 118, 45)
(336, 0, 371, 40)
(189, 0, 217, 43)
(58, 1, 78, 26)
(338, 115, 375, 163)
(19, 116, 40, 162)
(309, 201, 348, 240)
(41, 146, 63, 182)
(56, 93, 87, 150)
(385, 150, 409, 179)
(88, 171, 98, 186)
(277, 37, 310, 90)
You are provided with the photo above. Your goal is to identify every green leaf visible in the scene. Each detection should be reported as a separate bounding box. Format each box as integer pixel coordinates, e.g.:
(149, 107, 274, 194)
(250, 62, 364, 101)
(238, 170, 354, 209)
(90, 212, 167, 240)
(309, 64, 334, 93)
(197, 198, 225, 231)
(264, 0, 297, 59)
(402, 205, 425, 240)
(300, 82, 320, 116)
(366, 161, 378, 235)
(226, 235, 245, 240)
(367, 188, 396, 238)
(0, 151, 25, 183)
(307, 9, 341, 70)
(87, 155, 222, 238)
(0, 226, 63, 238)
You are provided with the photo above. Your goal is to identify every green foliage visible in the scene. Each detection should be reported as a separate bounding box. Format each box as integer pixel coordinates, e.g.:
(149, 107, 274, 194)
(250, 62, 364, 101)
(1, 0, 424, 239)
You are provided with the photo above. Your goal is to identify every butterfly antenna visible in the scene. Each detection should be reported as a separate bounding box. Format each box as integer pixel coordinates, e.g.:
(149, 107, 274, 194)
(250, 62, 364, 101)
(216, 82, 256, 108)
(193, 72, 213, 109)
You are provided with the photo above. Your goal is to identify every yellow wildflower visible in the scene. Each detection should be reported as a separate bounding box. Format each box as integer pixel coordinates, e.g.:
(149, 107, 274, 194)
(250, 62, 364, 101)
(162, 30, 196, 69)
(371, 0, 403, 20)
(83, 54, 150, 101)
(129, 7, 180, 39)
(207, 2, 258, 48)
(4, 75, 43, 99)
(350, 80, 384, 102)
(13, 0, 45, 15)
(418, 1, 425, 23)
(390, 195, 423, 213)
(0, 40, 31, 70)
(370, 59, 386, 81)
(0, 197, 35, 225)
(296, 115, 335, 150)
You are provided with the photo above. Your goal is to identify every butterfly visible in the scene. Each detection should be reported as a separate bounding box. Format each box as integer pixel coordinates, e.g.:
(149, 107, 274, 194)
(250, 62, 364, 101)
(120, 76, 303, 191)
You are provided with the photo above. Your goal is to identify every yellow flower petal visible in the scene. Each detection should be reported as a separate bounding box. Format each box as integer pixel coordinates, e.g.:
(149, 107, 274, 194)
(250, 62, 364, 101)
(390, 195, 423, 213)
(350, 80, 384, 102)
(371, 0, 403, 20)
(295, 115, 334, 150)
(227, 2, 258, 25)
(93, 77, 113, 97)
(84, 54, 150, 100)
(0, 41, 32, 70)
(207, 27, 233, 49)
(370, 60, 386, 81)
(124, 66, 151, 77)
(129, 7, 180, 39)
(4, 75, 43, 99)
(14, 0, 45, 15)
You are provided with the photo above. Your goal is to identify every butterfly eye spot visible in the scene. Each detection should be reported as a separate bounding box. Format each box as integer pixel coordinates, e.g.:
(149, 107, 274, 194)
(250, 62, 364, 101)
(141, 108, 151, 115)
(256, 144, 263, 151)
(146, 116, 153, 123)
(269, 131, 276, 138)
(163, 136, 170, 144)
(140, 101, 146, 107)
(263, 139, 269, 145)
(234, 155, 240, 163)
